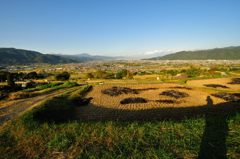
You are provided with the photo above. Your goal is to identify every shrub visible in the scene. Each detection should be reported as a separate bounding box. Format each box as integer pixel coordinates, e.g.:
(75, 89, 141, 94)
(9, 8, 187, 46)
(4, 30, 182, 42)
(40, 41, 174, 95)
(182, 68, 201, 78)
(55, 72, 70, 81)
(93, 70, 108, 79)
(7, 73, 15, 86)
(115, 69, 133, 79)
(85, 72, 94, 79)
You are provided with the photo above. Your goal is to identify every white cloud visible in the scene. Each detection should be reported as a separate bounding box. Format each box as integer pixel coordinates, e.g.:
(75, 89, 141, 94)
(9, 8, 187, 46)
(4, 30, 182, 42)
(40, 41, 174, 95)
(144, 50, 161, 55)
(144, 49, 175, 55)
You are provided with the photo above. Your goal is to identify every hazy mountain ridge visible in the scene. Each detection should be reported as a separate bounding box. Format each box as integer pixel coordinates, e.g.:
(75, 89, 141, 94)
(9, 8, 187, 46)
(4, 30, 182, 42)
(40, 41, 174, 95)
(148, 46, 240, 60)
(59, 53, 123, 62)
(1, 46, 240, 66)
(0, 48, 122, 65)
(0, 48, 77, 65)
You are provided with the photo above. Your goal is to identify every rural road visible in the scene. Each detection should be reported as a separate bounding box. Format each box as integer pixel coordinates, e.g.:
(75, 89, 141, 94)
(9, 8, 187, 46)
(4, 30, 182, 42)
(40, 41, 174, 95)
(0, 86, 80, 125)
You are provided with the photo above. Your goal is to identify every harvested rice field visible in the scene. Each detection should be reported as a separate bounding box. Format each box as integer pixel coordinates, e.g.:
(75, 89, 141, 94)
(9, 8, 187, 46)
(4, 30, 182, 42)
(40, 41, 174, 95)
(187, 78, 240, 91)
(73, 79, 240, 121)
(82, 83, 226, 110)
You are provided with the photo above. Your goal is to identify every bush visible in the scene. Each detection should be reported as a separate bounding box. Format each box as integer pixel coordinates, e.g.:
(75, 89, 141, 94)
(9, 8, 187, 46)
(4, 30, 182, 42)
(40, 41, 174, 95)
(7, 73, 15, 86)
(183, 68, 201, 78)
(85, 72, 94, 79)
(55, 72, 70, 81)
(115, 69, 133, 79)
(93, 70, 108, 79)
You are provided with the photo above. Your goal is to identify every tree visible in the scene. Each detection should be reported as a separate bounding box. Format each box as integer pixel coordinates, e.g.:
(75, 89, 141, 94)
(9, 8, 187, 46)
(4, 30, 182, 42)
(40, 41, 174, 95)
(7, 73, 15, 86)
(27, 72, 38, 79)
(115, 69, 133, 79)
(115, 71, 123, 79)
(0, 71, 7, 82)
(85, 73, 94, 79)
(55, 72, 70, 81)
(126, 71, 133, 79)
(93, 70, 108, 79)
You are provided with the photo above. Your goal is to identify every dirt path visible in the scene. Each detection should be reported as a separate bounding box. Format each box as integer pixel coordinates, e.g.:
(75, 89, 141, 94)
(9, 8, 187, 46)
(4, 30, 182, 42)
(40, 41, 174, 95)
(0, 87, 80, 124)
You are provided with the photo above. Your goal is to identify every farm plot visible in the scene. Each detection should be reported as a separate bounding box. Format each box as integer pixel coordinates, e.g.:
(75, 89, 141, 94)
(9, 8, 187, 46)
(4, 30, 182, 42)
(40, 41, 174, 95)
(81, 84, 224, 111)
(187, 78, 240, 91)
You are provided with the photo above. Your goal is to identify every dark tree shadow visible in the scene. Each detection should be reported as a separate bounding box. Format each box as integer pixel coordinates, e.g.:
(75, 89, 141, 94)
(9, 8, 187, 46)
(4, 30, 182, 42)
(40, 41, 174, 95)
(198, 96, 229, 159)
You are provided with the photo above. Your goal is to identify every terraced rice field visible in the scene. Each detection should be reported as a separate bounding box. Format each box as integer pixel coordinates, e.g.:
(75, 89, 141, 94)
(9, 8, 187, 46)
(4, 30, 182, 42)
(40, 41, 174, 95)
(74, 78, 240, 121)
(187, 78, 240, 91)
(84, 83, 225, 110)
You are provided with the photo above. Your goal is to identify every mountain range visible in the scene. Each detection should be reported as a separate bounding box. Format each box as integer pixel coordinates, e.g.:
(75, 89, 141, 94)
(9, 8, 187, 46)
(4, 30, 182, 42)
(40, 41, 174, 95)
(0, 48, 120, 65)
(0, 46, 240, 65)
(0, 48, 77, 65)
(59, 53, 122, 62)
(149, 46, 240, 60)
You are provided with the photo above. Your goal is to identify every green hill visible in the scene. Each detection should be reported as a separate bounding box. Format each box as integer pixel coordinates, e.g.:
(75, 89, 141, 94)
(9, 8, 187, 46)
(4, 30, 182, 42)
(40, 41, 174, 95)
(149, 46, 240, 60)
(0, 48, 76, 65)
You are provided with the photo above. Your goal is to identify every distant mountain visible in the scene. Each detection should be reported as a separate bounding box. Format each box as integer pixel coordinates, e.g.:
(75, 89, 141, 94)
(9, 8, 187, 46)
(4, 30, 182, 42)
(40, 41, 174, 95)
(60, 53, 123, 62)
(148, 46, 240, 60)
(0, 48, 124, 65)
(0, 48, 76, 65)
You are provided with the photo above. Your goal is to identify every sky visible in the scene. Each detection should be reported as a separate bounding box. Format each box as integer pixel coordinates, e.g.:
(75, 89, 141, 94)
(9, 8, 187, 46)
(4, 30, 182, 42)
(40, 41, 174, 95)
(0, 0, 240, 56)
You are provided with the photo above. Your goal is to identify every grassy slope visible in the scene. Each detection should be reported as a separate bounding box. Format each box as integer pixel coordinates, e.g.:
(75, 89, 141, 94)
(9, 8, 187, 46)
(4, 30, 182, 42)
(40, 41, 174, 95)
(1, 84, 240, 158)
(1, 114, 240, 158)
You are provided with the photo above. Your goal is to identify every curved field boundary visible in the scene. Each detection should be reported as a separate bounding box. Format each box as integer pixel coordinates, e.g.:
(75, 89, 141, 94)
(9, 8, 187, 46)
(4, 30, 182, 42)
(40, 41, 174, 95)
(0, 86, 81, 125)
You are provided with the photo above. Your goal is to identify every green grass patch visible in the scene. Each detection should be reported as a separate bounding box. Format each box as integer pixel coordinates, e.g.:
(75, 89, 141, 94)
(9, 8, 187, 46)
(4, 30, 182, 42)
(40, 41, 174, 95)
(10, 82, 79, 100)
(1, 113, 240, 158)
(23, 82, 63, 92)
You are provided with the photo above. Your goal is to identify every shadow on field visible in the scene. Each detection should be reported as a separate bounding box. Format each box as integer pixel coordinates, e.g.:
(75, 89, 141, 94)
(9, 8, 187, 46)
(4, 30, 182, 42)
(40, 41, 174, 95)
(29, 94, 239, 158)
(74, 100, 240, 122)
(198, 96, 231, 159)
(73, 97, 240, 158)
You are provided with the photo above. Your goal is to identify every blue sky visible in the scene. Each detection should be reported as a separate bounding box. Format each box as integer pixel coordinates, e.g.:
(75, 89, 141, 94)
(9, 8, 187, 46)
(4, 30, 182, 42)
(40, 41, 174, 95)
(0, 0, 240, 56)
